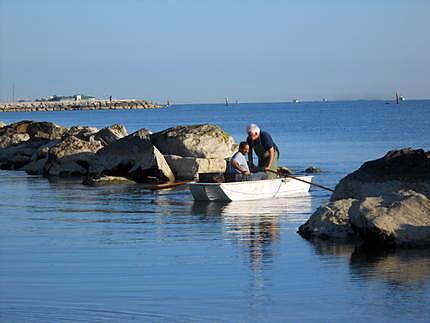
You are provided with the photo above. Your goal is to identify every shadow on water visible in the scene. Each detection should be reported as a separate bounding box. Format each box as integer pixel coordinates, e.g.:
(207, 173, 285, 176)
(309, 239, 430, 288)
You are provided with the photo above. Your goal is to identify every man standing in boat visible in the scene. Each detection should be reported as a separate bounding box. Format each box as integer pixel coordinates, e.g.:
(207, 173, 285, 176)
(246, 124, 279, 179)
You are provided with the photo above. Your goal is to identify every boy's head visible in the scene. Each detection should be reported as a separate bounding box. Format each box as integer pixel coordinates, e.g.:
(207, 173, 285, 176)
(239, 141, 249, 155)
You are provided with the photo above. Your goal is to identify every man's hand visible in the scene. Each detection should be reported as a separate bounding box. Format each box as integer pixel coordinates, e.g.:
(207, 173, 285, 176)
(243, 171, 251, 176)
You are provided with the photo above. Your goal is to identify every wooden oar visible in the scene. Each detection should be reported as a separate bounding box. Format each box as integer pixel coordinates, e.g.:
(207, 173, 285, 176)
(149, 180, 193, 191)
(266, 169, 334, 192)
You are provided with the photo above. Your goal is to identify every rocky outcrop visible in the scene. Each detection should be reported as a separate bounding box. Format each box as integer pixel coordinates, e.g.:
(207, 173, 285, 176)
(0, 121, 5, 128)
(93, 124, 128, 146)
(0, 99, 162, 113)
(44, 136, 103, 177)
(151, 124, 237, 159)
(299, 148, 430, 247)
(164, 155, 227, 179)
(88, 129, 174, 183)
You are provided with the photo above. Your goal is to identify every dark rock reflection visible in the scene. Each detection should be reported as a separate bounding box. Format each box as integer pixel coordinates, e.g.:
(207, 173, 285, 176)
(309, 239, 430, 288)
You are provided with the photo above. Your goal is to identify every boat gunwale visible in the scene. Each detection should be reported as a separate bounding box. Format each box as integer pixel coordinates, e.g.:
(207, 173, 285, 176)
(189, 176, 313, 187)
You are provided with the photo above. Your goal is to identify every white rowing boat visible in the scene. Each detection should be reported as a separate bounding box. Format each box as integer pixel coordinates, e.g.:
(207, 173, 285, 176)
(189, 176, 313, 201)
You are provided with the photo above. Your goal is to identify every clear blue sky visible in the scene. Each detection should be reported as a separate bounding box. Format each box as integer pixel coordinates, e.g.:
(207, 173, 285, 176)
(1, 0, 429, 103)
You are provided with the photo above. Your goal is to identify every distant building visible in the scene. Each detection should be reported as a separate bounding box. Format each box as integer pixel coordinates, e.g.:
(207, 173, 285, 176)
(36, 94, 96, 102)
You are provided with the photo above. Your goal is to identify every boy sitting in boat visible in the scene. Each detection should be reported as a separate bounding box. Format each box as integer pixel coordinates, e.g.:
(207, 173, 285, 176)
(226, 142, 267, 182)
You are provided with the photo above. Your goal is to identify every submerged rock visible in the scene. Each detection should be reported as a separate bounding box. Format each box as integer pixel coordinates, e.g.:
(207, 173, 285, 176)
(299, 148, 430, 247)
(151, 124, 237, 159)
(84, 175, 136, 186)
(88, 129, 174, 183)
(305, 166, 322, 173)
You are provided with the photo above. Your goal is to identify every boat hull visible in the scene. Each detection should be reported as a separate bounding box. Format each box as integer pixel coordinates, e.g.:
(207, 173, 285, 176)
(189, 176, 313, 201)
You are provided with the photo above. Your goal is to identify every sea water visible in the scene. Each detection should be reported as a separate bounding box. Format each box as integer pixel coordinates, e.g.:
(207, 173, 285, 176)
(0, 100, 430, 322)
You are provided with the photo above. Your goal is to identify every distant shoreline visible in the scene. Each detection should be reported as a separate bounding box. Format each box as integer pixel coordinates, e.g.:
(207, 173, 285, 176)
(0, 99, 163, 113)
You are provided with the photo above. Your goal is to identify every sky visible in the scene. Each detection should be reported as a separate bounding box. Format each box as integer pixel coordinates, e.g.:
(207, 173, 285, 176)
(0, 0, 429, 103)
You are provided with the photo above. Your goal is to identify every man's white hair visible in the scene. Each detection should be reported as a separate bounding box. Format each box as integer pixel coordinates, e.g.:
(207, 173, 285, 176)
(246, 123, 260, 134)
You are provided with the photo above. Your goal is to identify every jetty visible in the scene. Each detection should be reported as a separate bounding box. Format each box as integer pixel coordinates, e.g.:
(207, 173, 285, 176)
(0, 99, 162, 113)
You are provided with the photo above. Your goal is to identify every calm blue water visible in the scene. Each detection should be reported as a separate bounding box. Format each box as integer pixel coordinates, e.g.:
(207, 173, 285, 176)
(1, 101, 430, 322)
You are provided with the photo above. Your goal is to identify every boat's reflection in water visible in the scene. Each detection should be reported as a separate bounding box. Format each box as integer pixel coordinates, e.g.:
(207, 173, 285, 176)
(192, 194, 313, 271)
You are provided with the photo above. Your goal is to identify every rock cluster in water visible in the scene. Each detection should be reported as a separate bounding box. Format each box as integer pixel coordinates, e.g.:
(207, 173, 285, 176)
(299, 148, 430, 247)
(0, 99, 161, 113)
(0, 120, 236, 184)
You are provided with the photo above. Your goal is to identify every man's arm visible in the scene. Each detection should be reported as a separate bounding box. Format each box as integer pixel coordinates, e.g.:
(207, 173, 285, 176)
(264, 147, 275, 171)
(231, 159, 250, 175)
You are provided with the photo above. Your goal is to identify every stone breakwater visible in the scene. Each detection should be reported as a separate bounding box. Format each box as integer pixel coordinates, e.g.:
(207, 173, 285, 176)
(0, 99, 162, 113)
(0, 120, 237, 184)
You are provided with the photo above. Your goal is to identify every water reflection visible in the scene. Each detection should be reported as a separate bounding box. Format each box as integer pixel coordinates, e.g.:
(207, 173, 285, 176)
(192, 196, 313, 271)
(310, 239, 430, 288)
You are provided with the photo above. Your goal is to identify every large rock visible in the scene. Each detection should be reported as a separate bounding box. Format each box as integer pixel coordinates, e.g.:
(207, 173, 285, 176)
(151, 124, 237, 159)
(93, 124, 128, 146)
(62, 125, 99, 141)
(20, 140, 60, 175)
(164, 155, 227, 180)
(331, 148, 430, 201)
(0, 133, 30, 149)
(298, 199, 356, 239)
(26, 121, 67, 140)
(299, 148, 430, 247)
(0, 121, 5, 128)
(44, 135, 103, 177)
(0, 139, 51, 170)
(0, 120, 65, 148)
(0, 120, 32, 148)
(349, 191, 430, 247)
(88, 129, 174, 183)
